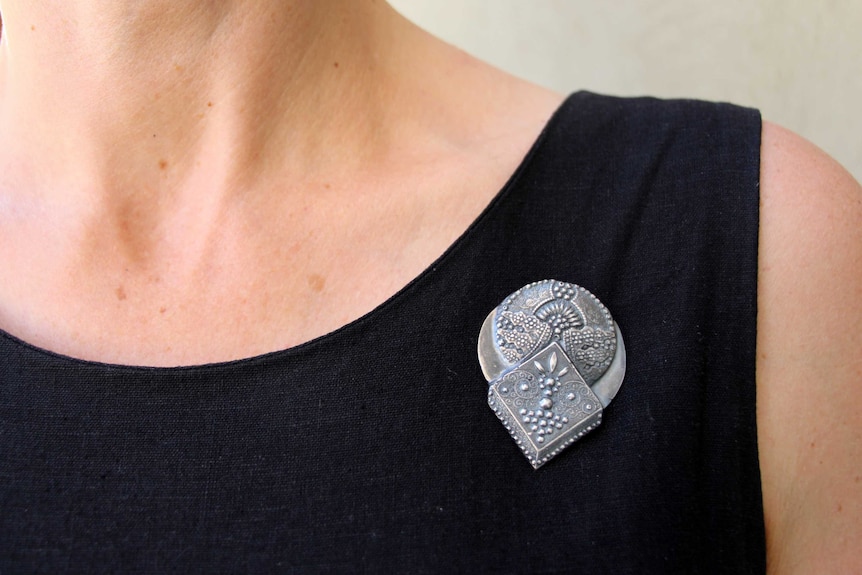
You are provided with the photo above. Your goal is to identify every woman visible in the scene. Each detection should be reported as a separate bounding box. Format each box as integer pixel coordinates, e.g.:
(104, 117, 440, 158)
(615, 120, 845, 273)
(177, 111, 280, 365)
(0, 1, 859, 572)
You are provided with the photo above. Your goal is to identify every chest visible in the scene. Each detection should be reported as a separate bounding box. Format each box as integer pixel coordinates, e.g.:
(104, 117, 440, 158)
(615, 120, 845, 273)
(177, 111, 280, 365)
(0, 169, 509, 367)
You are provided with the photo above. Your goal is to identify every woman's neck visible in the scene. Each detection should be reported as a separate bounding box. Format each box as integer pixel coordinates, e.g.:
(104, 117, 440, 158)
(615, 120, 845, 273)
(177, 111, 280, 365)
(0, 0, 402, 198)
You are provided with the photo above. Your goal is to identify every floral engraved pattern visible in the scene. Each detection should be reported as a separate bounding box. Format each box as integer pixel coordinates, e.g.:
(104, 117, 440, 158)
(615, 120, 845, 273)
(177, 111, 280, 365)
(522, 350, 570, 443)
(564, 327, 616, 375)
(496, 311, 552, 364)
(492, 281, 617, 384)
(489, 342, 604, 467)
(558, 381, 599, 417)
(496, 370, 540, 400)
(535, 299, 585, 336)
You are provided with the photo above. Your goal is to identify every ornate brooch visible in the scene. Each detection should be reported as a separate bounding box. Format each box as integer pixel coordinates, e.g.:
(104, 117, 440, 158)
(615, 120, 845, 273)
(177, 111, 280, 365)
(478, 280, 626, 469)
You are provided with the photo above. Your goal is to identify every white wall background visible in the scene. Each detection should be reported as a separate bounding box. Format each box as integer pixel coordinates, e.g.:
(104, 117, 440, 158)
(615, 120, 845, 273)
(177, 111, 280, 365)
(391, 0, 862, 182)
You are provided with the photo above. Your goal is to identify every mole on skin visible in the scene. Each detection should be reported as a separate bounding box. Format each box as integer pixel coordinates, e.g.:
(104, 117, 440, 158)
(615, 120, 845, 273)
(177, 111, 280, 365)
(308, 274, 326, 293)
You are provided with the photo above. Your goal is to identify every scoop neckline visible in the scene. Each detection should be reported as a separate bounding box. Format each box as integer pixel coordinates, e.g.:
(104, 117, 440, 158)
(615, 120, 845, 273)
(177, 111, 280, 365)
(0, 93, 580, 374)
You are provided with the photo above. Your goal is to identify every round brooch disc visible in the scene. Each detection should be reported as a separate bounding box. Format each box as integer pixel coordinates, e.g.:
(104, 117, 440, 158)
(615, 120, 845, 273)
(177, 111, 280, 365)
(478, 280, 626, 468)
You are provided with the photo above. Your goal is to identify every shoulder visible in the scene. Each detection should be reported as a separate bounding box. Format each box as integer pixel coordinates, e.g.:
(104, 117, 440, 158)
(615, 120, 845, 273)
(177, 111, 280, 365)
(757, 121, 862, 572)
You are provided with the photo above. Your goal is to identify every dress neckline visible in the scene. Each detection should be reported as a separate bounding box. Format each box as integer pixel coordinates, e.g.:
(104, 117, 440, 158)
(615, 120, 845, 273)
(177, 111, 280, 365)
(0, 94, 581, 374)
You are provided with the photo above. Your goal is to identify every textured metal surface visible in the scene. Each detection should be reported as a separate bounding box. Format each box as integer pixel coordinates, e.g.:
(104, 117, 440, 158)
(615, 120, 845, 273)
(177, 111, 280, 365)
(478, 280, 626, 468)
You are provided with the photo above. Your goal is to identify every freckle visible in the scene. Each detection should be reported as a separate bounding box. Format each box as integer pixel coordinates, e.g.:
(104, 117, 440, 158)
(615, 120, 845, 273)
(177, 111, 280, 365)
(324, 183, 331, 190)
(308, 274, 326, 293)
(837, 503, 843, 512)
(159, 307, 167, 314)
(207, 102, 213, 107)
(333, 62, 339, 68)
(810, 441, 815, 448)
(31, 25, 36, 31)
(116, 286, 128, 301)
(174, 64, 184, 72)
(158, 160, 168, 170)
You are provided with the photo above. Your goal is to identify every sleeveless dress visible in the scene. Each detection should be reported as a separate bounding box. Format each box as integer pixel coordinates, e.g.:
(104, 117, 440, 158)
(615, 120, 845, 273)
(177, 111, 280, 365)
(0, 92, 765, 573)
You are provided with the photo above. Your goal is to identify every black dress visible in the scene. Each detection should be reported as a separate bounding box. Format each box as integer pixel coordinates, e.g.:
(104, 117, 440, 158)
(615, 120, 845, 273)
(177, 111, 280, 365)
(0, 92, 765, 573)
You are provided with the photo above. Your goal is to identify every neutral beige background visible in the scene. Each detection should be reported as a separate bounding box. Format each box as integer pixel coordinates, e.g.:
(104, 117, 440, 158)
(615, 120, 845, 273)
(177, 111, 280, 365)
(391, 0, 861, 182)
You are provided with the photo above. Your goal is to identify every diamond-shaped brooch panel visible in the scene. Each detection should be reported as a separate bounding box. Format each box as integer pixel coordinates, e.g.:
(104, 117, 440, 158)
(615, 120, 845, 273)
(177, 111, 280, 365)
(488, 343, 603, 468)
(478, 281, 626, 469)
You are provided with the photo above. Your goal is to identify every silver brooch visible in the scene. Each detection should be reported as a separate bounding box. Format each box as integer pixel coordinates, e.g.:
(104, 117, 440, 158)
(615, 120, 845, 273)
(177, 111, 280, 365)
(478, 280, 626, 469)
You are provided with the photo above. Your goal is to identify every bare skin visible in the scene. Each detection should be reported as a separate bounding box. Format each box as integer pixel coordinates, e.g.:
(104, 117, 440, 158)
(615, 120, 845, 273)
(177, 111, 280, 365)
(0, 1, 859, 571)
(0, 0, 562, 363)
(758, 123, 862, 573)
